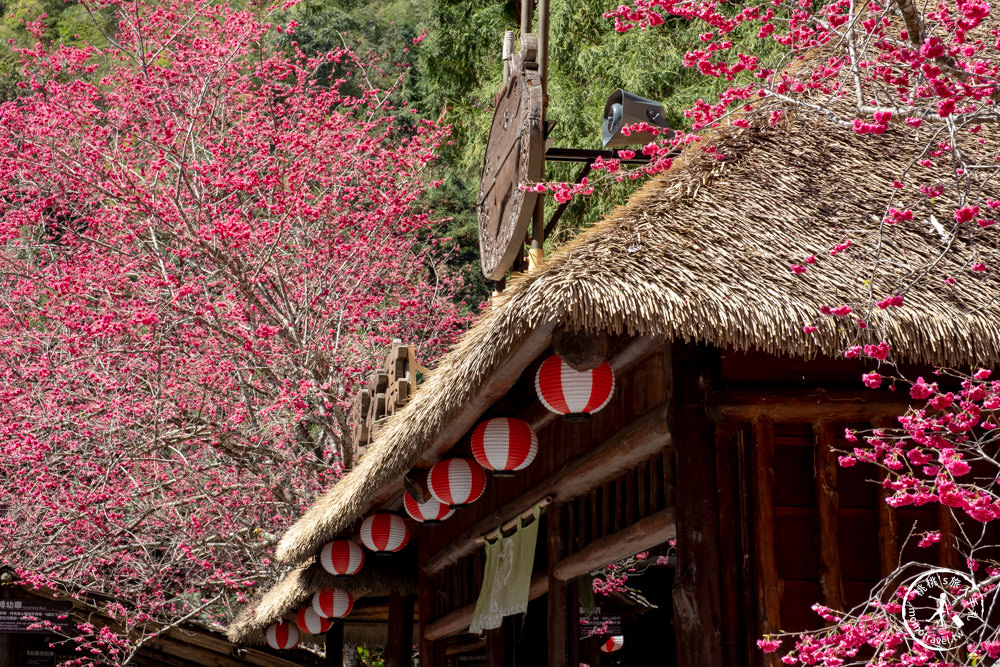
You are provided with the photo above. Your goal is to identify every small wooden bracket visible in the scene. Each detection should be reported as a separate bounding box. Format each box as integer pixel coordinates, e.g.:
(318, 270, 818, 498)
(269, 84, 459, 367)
(349, 341, 418, 463)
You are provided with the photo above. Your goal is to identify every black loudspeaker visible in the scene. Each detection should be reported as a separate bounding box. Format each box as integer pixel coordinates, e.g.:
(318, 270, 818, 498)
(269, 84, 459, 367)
(602, 89, 673, 148)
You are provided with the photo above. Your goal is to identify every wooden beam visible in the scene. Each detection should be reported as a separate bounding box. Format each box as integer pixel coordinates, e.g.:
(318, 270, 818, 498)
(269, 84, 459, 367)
(753, 415, 782, 634)
(547, 506, 568, 667)
(671, 344, 723, 667)
(423, 573, 548, 641)
(813, 421, 846, 611)
(709, 389, 909, 422)
(424, 403, 672, 575)
(553, 507, 675, 581)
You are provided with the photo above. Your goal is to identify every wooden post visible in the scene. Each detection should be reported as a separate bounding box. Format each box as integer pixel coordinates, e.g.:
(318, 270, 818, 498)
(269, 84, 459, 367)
(486, 626, 505, 667)
(715, 424, 743, 666)
(417, 555, 436, 667)
(752, 415, 782, 636)
(671, 343, 724, 667)
(388, 590, 414, 667)
(326, 621, 344, 667)
(814, 421, 846, 611)
(938, 504, 960, 569)
(567, 574, 580, 667)
(0, 634, 11, 667)
(874, 417, 899, 577)
(548, 506, 568, 667)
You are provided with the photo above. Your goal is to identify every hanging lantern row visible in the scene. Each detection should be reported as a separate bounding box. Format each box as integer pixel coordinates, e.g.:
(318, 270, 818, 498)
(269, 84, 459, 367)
(313, 588, 354, 619)
(471, 417, 538, 477)
(320, 539, 365, 576)
(428, 457, 487, 508)
(600, 635, 625, 653)
(296, 606, 332, 635)
(403, 491, 455, 524)
(359, 511, 410, 553)
(536, 355, 615, 421)
(266, 621, 300, 650)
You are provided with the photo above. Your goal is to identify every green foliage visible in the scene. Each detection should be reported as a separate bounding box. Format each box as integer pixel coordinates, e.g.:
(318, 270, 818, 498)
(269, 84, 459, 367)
(0, 0, 111, 100)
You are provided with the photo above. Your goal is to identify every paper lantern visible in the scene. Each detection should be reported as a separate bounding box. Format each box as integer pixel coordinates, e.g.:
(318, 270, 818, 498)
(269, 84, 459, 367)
(403, 491, 455, 524)
(427, 457, 487, 508)
(535, 355, 615, 421)
(600, 635, 624, 653)
(471, 417, 538, 477)
(266, 622, 300, 650)
(359, 511, 410, 553)
(312, 588, 354, 619)
(296, 606, 332, 635)
(319, 539, 365, 576)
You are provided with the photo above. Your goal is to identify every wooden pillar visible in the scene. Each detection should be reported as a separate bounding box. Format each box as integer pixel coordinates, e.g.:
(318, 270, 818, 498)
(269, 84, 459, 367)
(938, 504, 961, 569)
(715, 424, 743, 666)
(417, 554, 438, 667)
(874, 418, 899, 577)
(326, 621, 344, 667)
(567, 575, 580, 667)
(813, 421, 846, 611)
(486, 626, 505, 667)
(752, 415, 782, 637)
(388, 591, 414, 667)
(547, 506, 567, 667)
(671, 343, 724, 667)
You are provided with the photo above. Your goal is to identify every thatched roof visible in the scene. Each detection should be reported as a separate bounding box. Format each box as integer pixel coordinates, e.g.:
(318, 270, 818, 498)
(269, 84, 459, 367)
(228, 558, 416, 645)
(229, 105, 1000, 642)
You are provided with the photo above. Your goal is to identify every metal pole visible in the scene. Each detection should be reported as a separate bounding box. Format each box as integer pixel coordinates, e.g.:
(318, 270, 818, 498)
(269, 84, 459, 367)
(520, 0, 532, 37)
(529, 0, 549, 271)
(538, 0, 550, 98)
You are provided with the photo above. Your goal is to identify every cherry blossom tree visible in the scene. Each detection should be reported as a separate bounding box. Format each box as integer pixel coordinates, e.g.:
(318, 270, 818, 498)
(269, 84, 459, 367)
(0, 0, 467, 661)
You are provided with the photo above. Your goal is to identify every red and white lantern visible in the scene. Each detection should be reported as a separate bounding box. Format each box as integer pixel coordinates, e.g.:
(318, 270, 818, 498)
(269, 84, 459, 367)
(600, 635, 624, 653)
(312, 588, 354, 619)
(427, 457, 487, 508)
(359, 511, 410, 553)
(471, 417, 538, 477)
(265, 622, 300, 650)
(319, 539, 365, 576)
(296, 606, 332, 635)
(535, 355, 615, 421)
(403, 491, 455, 524)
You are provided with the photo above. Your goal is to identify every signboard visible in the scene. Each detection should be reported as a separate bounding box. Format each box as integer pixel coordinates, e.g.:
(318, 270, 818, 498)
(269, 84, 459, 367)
(477, 34, 544, 280)
(25, 649, 56, 667)
(579, 606, 622, 638)
(0, 598, 73, 633)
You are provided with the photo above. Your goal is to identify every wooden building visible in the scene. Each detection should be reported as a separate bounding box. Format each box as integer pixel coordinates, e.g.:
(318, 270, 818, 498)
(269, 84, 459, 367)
(228, 108, 1000, 666)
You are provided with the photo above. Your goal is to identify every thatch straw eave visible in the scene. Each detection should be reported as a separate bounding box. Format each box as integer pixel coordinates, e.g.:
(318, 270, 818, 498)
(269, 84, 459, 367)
(230, 106, 1000, 642)
(227, 560, 417, 646)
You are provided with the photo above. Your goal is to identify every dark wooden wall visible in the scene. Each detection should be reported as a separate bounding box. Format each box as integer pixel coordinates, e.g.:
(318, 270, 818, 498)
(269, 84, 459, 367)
(712, 348, 979, 664)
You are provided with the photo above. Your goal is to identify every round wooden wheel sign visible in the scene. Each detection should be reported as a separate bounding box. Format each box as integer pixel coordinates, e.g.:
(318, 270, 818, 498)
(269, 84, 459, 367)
(477, 37, 544, 281)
